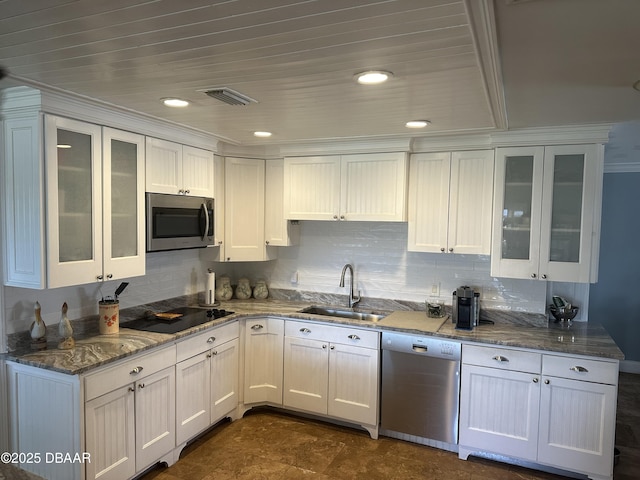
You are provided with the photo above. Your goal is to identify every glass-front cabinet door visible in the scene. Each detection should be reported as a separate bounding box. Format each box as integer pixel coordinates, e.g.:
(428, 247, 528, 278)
(46, 115, 103, 288)
(102, 127, 145, 280)
(491, 144, 601, 283)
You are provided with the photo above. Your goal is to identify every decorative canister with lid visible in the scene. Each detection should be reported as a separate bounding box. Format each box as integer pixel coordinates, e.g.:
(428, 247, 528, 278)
(215, 276, 233, 301)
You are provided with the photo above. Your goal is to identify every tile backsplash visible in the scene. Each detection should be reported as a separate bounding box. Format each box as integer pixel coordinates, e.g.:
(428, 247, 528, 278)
(207, 221, 548, 314)
(3, 221, 551, 337)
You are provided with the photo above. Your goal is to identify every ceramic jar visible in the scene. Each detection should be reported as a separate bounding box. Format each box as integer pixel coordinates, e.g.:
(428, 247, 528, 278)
(235, 277, 252, 300)
(253, 280, 269, 299)
(215, 276, 233, 301)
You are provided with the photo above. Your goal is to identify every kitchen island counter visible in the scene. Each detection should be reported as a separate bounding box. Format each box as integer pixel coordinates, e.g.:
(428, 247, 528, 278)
(4, 297, 623, 375)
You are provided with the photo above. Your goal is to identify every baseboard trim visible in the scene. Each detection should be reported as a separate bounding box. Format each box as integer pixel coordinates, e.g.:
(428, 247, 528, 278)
(620, 360, 640, 374)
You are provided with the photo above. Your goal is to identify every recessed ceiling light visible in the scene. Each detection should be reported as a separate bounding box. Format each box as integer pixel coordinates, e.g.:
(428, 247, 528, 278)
(161, 98, 190, 107)
(405, 120, 431, 128)
(355, 70, 393, 85)
(254, 131, 272, 138)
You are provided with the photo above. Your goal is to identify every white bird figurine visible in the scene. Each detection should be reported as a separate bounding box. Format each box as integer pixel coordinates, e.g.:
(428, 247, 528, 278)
(57, 302, 75, 349)
(30, 301, 46, 340)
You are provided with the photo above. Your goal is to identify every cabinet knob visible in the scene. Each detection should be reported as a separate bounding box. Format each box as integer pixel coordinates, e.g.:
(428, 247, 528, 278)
(265, 240, 270, 245)
(128, 387, 135, 393)
(347, 334, 360, 341)
(130, 366, 143, 375)
(440, 248, 445, 252)
(226, 257, 231, 261)
(544, 379, 550, 385)
(340, 215, 345, 220)
(448, 248, 454, 253)
(178, 189, 184, 195)
(218, 241, 223, 245)
(212, 350, 218, 356)
(97, 275, 104, 281)
(207, 336, 216, 344)
(333, 215, 338, 220)
(106, 274, 113, 279)
(533, 377, 539, 383)
(206, 353, 212, 358)
(541, 274, 547, 279)
(185, 189, 190, 195)
(138, 383, 145, 389)
(330, 345, 335, 350)
(251, 324, 264, 330)
(322, 344, 327, 349)
(531, 273, 537, 279)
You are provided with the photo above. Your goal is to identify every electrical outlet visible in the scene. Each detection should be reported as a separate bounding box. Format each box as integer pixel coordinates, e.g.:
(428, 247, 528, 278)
(291, 271, 299, 284)
(431, 282, 440, 297)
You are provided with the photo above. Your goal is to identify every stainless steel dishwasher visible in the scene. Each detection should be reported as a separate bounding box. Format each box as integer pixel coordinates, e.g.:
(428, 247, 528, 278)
(380, 331, 461, 451)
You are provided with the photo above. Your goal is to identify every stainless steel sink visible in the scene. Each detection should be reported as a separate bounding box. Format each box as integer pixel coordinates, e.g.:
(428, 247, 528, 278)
(299, 305, 388, 322)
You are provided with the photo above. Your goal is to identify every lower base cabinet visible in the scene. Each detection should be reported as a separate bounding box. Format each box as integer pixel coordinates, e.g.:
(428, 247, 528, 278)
(243, 317, 285, 405)
(175, 322, 239, 445)
(459, 344, 618, 480)
(282, 320, 379, 436)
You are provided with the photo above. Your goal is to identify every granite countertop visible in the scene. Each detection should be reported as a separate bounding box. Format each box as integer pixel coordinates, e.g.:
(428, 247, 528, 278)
(4, 297, 624, 376)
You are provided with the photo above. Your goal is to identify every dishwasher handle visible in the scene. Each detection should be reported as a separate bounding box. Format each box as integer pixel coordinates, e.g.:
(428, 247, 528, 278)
(412, 344, 428, 353)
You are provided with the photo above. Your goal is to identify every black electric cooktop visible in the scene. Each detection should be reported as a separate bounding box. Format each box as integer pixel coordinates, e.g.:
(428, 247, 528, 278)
(123, 306, 234, 334)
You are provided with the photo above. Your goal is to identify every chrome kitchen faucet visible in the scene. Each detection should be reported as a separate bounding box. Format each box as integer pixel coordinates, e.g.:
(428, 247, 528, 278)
(339, 263, 361, 308)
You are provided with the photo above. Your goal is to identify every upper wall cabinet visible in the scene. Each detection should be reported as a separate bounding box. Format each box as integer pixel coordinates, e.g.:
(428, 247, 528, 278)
(283, 153, 408, 221)
(491, 145, 603, 283)
(2, 111, 146, 289)
(46, 117, 146, 288)
(145, 137, 214, 197)
(265, 159, 299, 247)
(408, 150, 494, 254)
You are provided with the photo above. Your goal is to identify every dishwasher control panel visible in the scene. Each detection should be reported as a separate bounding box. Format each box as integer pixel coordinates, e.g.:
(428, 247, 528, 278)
(381, 331, 461, 361)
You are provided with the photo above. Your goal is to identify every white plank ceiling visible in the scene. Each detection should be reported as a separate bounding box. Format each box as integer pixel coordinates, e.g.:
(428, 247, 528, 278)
(0, 0, 638, 145)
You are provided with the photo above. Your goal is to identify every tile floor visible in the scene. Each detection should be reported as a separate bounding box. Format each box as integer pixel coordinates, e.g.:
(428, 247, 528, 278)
(138, 372, 639, 480)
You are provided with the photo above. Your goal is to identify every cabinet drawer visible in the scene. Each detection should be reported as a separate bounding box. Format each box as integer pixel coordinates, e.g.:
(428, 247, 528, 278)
(463, 344, 541, 374)
(285, 320, 379, 349)
(542, 355, 618, 385)
(245, 317, 284, 336)
(85, 344, 176, 401)
(176, 321, 239, 362)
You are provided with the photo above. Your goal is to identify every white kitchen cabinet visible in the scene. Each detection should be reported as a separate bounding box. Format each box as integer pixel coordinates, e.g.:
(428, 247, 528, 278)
(265, 159, 299, 246)
(459, 344, 619, 480)
(145, 137, 214, 197)
(243, 317, 285, 405)
(491, 144, 603, 283)
(408, 150, 494, 254)
(283, 153, 408, 221)
(175, 322, 239, 445)
(223, 157, 275, 261)
(45, 116, 146, 288)
(84, 345, 176, 480)
(283, 320, 379, 436)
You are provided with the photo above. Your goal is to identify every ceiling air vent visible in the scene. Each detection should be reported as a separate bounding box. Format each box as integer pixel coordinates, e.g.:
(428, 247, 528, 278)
(200, 87, 258, 106)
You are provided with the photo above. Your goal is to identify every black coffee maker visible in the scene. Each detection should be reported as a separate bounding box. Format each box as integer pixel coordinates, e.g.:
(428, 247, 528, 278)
(452, 286, 478, 330)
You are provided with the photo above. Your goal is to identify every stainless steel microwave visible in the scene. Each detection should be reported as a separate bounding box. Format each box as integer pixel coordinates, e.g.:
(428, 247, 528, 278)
(146, 193, 215, 252)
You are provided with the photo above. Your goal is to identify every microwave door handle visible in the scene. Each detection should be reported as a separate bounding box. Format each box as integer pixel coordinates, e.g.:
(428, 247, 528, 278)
(200, 202, 209, 240)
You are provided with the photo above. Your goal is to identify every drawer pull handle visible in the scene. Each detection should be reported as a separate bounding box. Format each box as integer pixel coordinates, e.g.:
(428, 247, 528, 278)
(207, 336, 216, 344)
(130, 366, 144, 375)
(492, 355, 509, 362)
(300, 328, 311, 334)
(347, 334, 360, 340)
(251, 324, 264, 330)
(570, 366, 589, 373)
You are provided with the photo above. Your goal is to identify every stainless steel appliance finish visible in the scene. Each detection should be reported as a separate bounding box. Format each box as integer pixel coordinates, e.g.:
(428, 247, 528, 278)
(146, 193, 214, 252)
(380, 331, 461, 447)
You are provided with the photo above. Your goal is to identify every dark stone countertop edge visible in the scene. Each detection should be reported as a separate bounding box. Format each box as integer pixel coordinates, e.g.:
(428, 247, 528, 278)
(3, 298, 624, 376)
